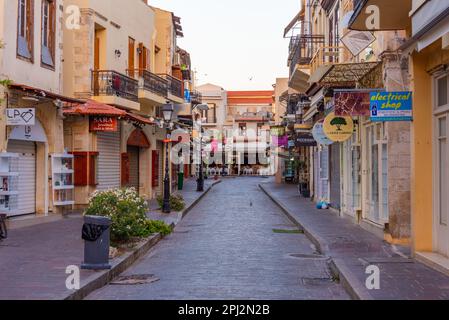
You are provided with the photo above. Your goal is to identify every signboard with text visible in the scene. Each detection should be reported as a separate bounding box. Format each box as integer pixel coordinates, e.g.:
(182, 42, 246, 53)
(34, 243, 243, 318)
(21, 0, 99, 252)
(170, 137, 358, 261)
(89, 116, 118, 132)
(370, 92, 413, 122)
(6, 108, 36, 126)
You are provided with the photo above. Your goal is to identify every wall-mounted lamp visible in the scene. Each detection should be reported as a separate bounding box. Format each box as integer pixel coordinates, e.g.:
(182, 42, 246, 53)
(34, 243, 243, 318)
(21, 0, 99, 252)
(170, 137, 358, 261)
(114, 49, 122, 58)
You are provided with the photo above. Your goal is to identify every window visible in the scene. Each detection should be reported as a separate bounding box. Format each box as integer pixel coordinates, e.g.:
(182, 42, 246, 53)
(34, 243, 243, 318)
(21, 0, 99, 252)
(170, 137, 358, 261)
(239, 124, 247, 137)
(41, 0, 56, 67)
(17, 0, 34, 61)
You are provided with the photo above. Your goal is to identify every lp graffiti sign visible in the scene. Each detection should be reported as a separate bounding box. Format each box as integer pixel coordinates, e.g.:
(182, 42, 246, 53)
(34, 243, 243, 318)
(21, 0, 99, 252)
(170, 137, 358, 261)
(6, 108, 36, 126)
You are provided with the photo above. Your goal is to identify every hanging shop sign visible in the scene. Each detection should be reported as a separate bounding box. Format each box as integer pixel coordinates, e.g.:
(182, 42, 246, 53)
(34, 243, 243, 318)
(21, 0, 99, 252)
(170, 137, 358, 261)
(334, 90, 371, 116)
(340, 30, 376, 57)
(370, 91, 413, 122)
(89, 116, 118, 132)
(323, 112, 354, 142)
(6, 108, 36, 126)
(270, 126, 285, 137)
(272, 135, 289, 148)
(296, 133, 318, 147)
(312, 121, 333, 146)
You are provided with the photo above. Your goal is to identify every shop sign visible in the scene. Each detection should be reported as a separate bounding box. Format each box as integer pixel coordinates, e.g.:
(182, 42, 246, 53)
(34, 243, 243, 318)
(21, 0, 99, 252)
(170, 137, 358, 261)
(272, 135, 289, 148)
(312, 121, 333, 146)
(288, 140, 295, 148)
(334, 90, 371, 116)
(341, 30, 376, 57)
(296, 133, 317, 147)
(89, 116, 118, 132)
(323, 112, 354, 142)
(370, 91, 413, 122)
(270, 126, 285, 137)
(6, 108, 36, 126)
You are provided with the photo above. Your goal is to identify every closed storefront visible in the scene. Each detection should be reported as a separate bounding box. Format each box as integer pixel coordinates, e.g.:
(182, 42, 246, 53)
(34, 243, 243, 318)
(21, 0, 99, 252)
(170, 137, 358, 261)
(329, 143, 341, 209)
(97, 128, 121, 191)
(362, 121, 388, 225)
(6, 140, 36, 216)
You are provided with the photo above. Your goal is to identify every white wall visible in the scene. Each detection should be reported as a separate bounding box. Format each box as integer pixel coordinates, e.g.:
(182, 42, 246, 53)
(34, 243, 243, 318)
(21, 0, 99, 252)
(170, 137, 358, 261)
(0, 0, 63, 93)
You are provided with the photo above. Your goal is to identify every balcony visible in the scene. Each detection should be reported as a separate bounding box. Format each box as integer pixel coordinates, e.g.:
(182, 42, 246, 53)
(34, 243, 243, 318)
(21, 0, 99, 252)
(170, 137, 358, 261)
(127, 69, 168, 106)
(288, 34, 325, 75)
(310, 46, 347, 77)
(91, 70, 140, 110)
(190, 90, 202, 105)
(158, 74, 184, 103)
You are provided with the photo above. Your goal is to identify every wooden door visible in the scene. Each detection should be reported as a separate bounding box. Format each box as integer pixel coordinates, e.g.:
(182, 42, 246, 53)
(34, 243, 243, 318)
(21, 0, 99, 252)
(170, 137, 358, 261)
(93, 37, 100, 93)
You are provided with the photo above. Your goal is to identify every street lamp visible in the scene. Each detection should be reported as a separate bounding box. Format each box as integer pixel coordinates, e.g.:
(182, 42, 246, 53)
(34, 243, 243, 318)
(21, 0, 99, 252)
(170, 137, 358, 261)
(162, 103, 174, 214)
(192, 104, 209, 192)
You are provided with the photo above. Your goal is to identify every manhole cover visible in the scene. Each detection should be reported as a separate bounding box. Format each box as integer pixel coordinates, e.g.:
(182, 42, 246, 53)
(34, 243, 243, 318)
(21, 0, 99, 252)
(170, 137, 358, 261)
(289, 253, 326, 259)
(110, 274, 160, 286)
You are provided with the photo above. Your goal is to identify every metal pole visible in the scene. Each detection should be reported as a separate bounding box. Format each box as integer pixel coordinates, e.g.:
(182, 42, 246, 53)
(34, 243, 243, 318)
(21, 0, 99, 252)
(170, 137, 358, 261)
(197, 126, 204, 192)
(162, 132, 171, 213)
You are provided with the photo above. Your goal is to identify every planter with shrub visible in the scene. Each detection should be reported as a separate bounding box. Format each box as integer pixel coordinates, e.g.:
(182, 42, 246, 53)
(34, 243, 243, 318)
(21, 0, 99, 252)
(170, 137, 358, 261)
(85, 188, 172, 244)
(156, 193, 186, 212)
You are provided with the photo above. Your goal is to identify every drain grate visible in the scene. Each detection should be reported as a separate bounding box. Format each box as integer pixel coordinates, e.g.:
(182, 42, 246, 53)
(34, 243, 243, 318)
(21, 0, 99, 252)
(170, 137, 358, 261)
(110, 274, 160, 286)
(273, 229, 304, 234)
(289, 253, 326, 259)
(301, 278, 335, 286)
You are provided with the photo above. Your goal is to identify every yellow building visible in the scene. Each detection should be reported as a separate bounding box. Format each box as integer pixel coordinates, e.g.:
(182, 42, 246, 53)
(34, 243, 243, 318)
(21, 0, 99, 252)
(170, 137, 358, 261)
(62, 0, 193, 207)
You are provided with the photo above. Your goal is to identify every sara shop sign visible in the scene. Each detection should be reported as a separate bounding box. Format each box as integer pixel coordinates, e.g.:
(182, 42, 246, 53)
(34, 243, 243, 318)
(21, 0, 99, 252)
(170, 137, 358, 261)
(370, 91, 413, 122)
(323, 112, 354, 142)
(89, 116, 118, 132)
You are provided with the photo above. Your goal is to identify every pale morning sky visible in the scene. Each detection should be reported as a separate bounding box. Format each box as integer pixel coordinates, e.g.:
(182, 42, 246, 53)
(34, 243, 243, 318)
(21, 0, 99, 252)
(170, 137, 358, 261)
(148, 0, 300, 91)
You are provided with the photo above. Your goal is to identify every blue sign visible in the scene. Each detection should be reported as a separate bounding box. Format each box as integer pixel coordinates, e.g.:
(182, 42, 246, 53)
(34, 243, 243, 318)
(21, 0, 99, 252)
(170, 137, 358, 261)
(184, 89, 191, 103)
(370, 91, 413, 122)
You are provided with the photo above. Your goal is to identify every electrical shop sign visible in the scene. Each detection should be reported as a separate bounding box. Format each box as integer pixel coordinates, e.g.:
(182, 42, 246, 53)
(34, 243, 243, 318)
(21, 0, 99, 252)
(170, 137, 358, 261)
(323, 112, 354, 142)
(6, 108, 36, 126)
(370, 91, 413, 122)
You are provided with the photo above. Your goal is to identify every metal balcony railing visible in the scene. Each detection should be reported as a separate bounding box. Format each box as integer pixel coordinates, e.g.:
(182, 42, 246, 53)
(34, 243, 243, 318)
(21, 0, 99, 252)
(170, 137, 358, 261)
(190, 90, 202, 104)
(158, 74, 183, 98)
(92, 70, 139, 102)
(289, 34, 325, 76)
(127, 69, 168, 98)
(310, 46, 347, 75)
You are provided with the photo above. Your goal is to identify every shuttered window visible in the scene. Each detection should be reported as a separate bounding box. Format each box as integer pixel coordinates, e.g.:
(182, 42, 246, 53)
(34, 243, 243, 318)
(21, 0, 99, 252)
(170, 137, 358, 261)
(17, 0, 34, 61)
(152, 150, 159, 188)
(41, 0, 56, 68)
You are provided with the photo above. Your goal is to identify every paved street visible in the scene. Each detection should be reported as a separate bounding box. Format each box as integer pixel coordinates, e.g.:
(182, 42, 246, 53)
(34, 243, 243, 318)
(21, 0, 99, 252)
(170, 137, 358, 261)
(87, 178, 349, 300)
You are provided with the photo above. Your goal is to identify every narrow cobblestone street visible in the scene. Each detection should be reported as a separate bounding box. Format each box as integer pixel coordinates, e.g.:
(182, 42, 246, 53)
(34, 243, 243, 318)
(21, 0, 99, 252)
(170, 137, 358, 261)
(87, 178, 349, 300)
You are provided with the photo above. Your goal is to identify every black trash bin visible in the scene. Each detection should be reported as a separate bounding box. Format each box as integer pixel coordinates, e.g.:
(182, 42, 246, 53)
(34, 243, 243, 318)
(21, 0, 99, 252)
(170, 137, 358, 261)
(81, 215, 112, 270)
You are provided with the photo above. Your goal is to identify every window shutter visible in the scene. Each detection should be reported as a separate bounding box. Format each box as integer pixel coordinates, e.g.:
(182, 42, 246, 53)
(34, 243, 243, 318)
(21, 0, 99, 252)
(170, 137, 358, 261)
(152, 150, 159, 187)
(121, 153, 130, 186)
(73, 153, 88, 186)
(88, 153, 98, 186)
(48, 0, 56, 63)
(138, 43, 144, 76)
(25, 0, 34, 61)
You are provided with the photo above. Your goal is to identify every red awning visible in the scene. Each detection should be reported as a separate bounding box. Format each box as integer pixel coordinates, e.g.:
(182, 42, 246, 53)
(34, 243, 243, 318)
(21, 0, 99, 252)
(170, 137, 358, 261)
(8, 83, 84, 104)
(124, 112, 154, 125)
(63, 100, 126, 117)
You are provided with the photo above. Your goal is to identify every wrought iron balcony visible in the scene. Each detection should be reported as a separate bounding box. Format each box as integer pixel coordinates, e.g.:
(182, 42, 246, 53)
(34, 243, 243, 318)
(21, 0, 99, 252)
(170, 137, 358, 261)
(190, 90, 202, 105)
(127, 69, 168, 98)
(158, 74, 183, 99)
(92, 70, 139, 102)
(289, 34, 325, 76)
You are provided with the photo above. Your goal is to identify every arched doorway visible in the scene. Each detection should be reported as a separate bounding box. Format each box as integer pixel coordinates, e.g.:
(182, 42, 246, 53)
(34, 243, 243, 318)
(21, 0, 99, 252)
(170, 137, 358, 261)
(122, 129, 150, 192)
(7, 120, 48, 216)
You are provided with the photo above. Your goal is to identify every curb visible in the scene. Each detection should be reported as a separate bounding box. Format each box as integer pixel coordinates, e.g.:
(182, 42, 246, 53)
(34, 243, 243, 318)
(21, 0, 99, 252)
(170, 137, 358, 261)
(64, 180, 221, 300)
(258, 183, 329, 255)
(259, 183, 372, 301)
